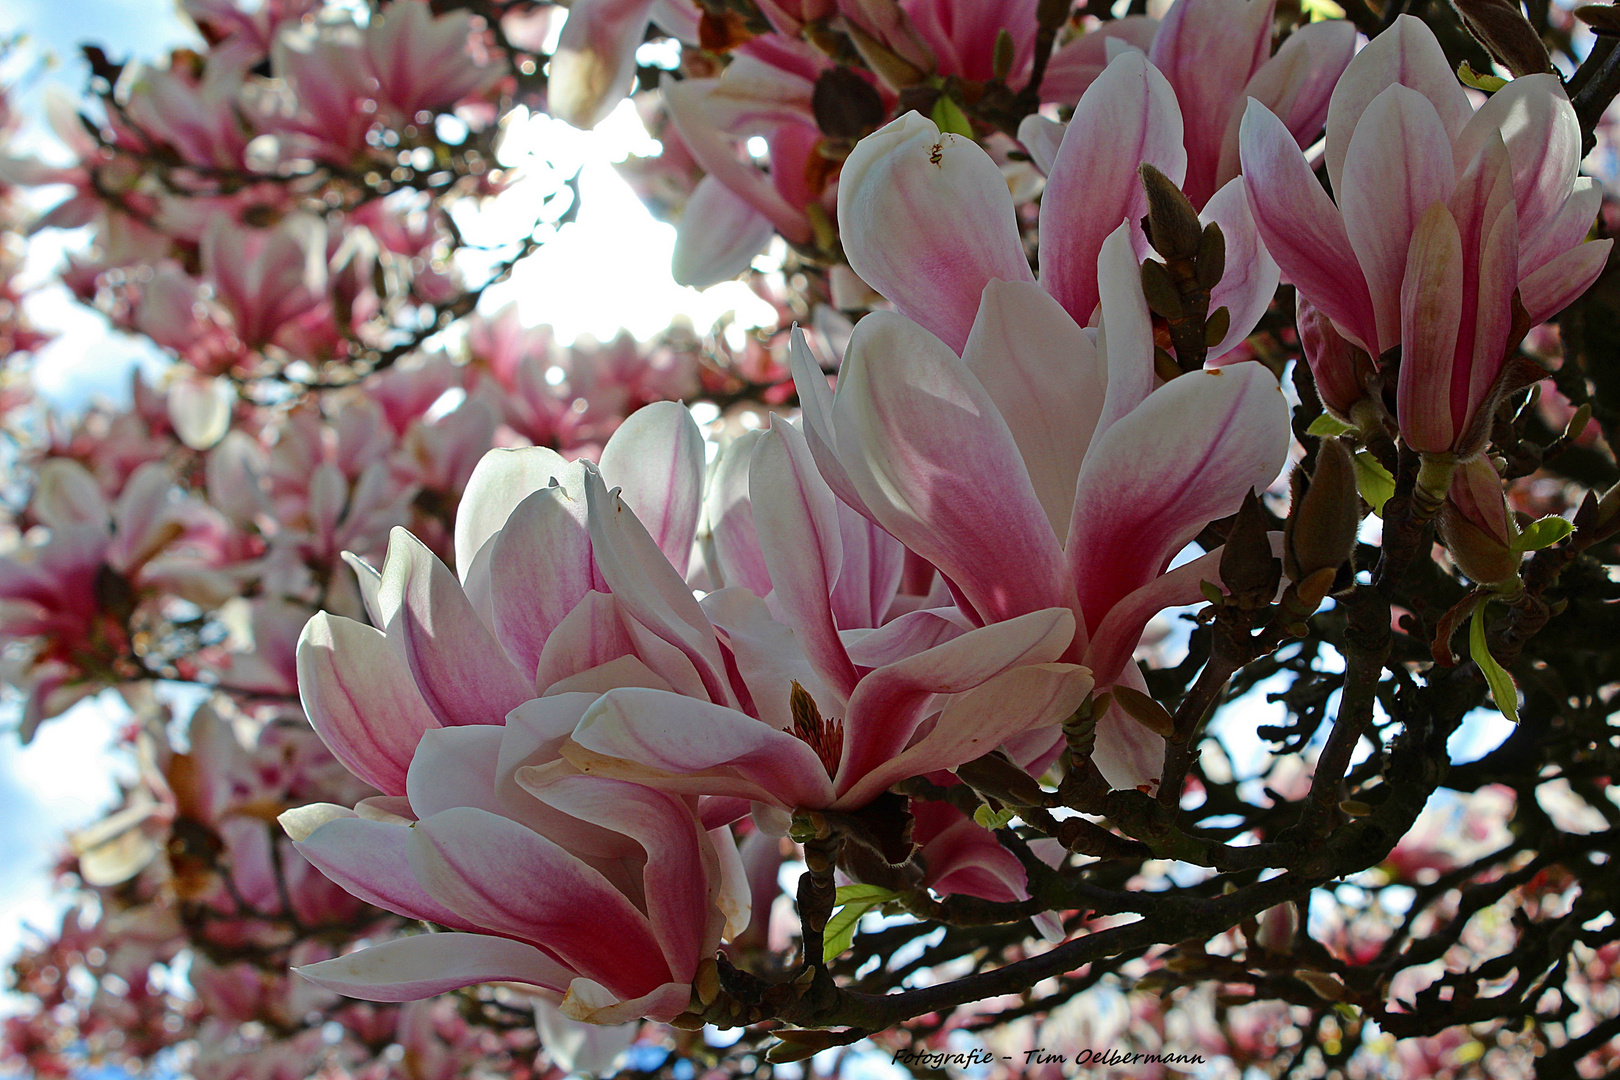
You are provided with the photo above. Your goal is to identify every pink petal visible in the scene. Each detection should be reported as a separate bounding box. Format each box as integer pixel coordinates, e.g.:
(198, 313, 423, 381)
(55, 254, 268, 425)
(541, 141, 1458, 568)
(1147, 0, 1274, 208)
(1084, 547, 1221, 689)
(701, 586, 837, 731)
(534, 591, 638, 693)
(830, 311, 1070, 626)
(912, 801, 1028, 902)
(1396, 202, 1465, 454)
(1040, 17, 1159, 105)
(671, 175, 776, 288)
(584, 470, 733, 706)
(548, 0, 660, 128)
(1339, 84, 1457, 354)
(377, 528, 535, 727)
(295, 933, 576, 1001)
(297, 613, 441, 796)
(829, 500, 906, 632)
(1453, 73, 1579, 257)
(841, 607, 972, 669)
(559, 979, 694, 1025)
(838, 607, 1077, 796)
(1323, 14, 1472, 197)
(597, 401, 707, 574)
(292, 815, 479, 930)
(1068, 364, 1289, 637)
(1094, 224, 1157, 439)
(568, 687, 837, 809)
(960, 279, 1104, 541)
(520, 774, 715, 982)
(703, 430, 775, 597)
(408, 806, 672, 998)
(1239, 99, 1377, 353)
(491, 483, 599, 682)
(1519, 180, 1602, 285)
(1216, 20, 1358, 190)
(455, 446, 571, 589)
(1520, 238, 1613, 325)
(406, 725, 507, 820)
(1039, 49, 1186, 325)
(786, 329, 869, 517)
(1449, 135, 1520, 435)
(1201, 178, 1280, 361)
(749, 420, 859, 698)
(839, 662, 1092, 808)
(497, 694, 640, 858)
(1091, 660, 1164, 793)
(837, 111, 1033, 352)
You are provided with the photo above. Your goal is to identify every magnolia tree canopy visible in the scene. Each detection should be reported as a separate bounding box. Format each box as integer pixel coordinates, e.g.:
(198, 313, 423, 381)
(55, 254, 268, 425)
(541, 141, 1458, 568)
(3, 1, 1620, 1078)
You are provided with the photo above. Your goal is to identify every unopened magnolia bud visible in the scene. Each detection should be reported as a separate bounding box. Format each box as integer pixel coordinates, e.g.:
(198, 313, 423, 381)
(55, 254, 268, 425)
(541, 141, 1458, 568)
(1284, 438, 1361, 582)
(1140, 163, 1203, 260)
(1111, 685, 1176, 738)
(1256, 902, 1298, 954)
(1452, 0, 1553, 76)
(1438, 458, 1520, 585)
(1195, 222, 1226, 290)
(956, 751, 1049, 807)
(1220, 490, 1281, 602)
(1297, 296, 1373, 422)
(1295, 969, 1348, 1002)
(992, 28, 1015, 81)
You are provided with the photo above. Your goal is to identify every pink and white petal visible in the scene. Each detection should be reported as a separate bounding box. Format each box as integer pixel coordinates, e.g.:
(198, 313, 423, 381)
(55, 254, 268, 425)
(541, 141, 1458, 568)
(1520, 179, 1601, 282)
(704, 430, 774, 597)
(378, 528, 535, 727)
(1453, 137, 1520, 426)
(671, 176, 776, 288)
(708, 824, 752, 941)
(494, 694, 640, 858)
(702, 585, 835, 732)
(1016, 113, 1064, 176)
(838, 662, 1092, 808)
(534, 591, 638, 693)
(598, 401, 707, 573)
(837, 111, 1034, 352)
(297, 613, 440, 796)
(549, 0, 660, 129)
(1068, 363, 1289, 637)
(585, 469, 733, 706)
(1094, 224, 1157, 440)
(1039, 17, 1159, 105)
(560, 979, 694, 1025)
(492, 484, 599, 682)
(406, 725, 507, 820)
(1039, 49, 1186, 325)
(961, 279, 1104, 541)
(1085, 547, 1223, 688)
(1519, 239, 1613, 326)
(1217, 20, 1358, 190)
(1201, 177, 1280, 361)
(292, 816, 480, 930)
(521, 774, 715, 982)
(408, 806, 672, 998)
(1451, 73, 1578, 245)
(544, 654, 675, 698)
(341, 552, 386, 627)
(1239, 100, 1377, 353)
(831, 311, 1070, 626)
(913, 801, 1029, 903)
(837, 608, 1077, 795)
(1339, 84, 1457, 354)
(1323, 14, 1473, 196)
(566, 687, 837, 808)
(841, 606, 972, 669)
(32, 460, 110, 533)
(786, 329, 868, 517)
(455, 447, 571, 587)
(1395, 202, 1465, 455)
(829, 499, 906, 632)
(295, 934, 575, 1002)
(750, 420, 859, 697)
(1091, 660, 1164, 794)
(1147, 0, 1274, 208)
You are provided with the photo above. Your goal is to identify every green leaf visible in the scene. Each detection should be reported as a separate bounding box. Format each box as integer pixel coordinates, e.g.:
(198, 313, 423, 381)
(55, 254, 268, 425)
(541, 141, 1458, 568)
(973, 805, 1018, 830)
(1513, 515, 1574, 553)
(822, 886, 899, 962)
(1352, 451, 1395, 516)
(1301, 0, 1346, 19)
(1470, 603, 1519, 723)
(931, 94, 974, 138)
(1306, 413, 1355, 437)
(1457, 61, 1507, 93)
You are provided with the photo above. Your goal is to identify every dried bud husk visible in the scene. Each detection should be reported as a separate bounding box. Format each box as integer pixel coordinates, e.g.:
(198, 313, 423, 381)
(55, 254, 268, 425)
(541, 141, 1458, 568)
(1111, 685, 1177, 738)
(956, 751, 1049, 807)
(842, 22, 929, 89)
(699, 9, 757, 51)
(813, 66, 887, 140)
(1139, 163, 1203, 260)
(1451, 0, 1553, 76)
(1284, 438, 1362, 582)
(1220, 490, 1281, 602)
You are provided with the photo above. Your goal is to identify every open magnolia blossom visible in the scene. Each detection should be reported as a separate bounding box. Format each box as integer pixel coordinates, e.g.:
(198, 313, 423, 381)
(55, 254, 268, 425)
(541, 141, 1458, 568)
(1240, 16, 1612, 456)
(839, 63, 1279, 356)
(806, 205, 1291, 789)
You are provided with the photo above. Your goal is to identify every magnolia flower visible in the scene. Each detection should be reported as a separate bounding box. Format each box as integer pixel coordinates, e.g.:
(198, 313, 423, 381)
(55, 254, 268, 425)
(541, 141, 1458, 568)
(549, 0, 699, 129)
(840, 66, 1277, 354)
(1240, 16, 1611, 453)
(789, 226, 1292, 790)
(1040, 0, 1356, 209)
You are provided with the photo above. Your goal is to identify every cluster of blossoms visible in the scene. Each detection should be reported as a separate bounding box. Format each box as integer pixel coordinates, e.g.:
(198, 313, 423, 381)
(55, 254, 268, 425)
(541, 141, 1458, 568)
(6, 0, 1620, 1076)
